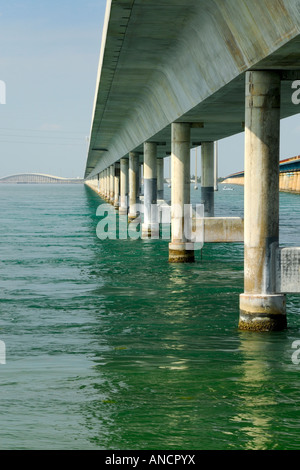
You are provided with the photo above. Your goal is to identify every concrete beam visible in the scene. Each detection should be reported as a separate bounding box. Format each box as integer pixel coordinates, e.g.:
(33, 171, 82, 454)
(193, 217, 244, 243)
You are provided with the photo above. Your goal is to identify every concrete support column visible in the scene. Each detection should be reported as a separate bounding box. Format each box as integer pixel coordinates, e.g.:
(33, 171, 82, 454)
(103, 169, 107, 199)
(139, 163, 143, 196)
(157, 158, 164, 200)
(102, 170, 105, 197)
(142, 142, 158, 237)
(102, 170, 106, 199)
(128, 152, 140, 220)
(239, 71, 286, 332)
(169, 123, 194, 263)
(99, 172, 102, 195)
(114, 163, 120, 208)
(109, 165, 115, 204)
(119, 158, 129, 215)
(201, 142, 215, 217)
(106, 167, 110, 201)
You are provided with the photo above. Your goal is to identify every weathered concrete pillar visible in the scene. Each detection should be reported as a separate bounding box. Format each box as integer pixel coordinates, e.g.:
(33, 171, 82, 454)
(110, 165, 115, 203)
(104, 169, 108, 199)
(102, 171, 105, 196)
(119, 158, 129, 215)
(107, 168, 111, 200)
(157, 158, 164, 200)
(169, 123, 194, 263)
(142, 142, 158, 237)
(106, 167, 110, 202)
(139, 163, 144, 196)
(128, 152, 140, 220)
(101, 171, 104, 197)
(239, 71, 286, 332)
(99, 172, 103, 195)
(101, 172, 103, 196)
(97, 174, 100, 193)
(114, 163, 120, 208)
(201, 142, 215, 217)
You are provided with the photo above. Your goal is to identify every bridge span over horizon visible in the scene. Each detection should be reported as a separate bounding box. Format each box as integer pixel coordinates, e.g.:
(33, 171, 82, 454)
(84, 0, 300, 332)
(0, 173, 84, 184)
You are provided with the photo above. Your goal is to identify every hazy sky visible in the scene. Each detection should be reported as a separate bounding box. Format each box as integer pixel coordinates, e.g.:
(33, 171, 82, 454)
(0, 1, 299, 179)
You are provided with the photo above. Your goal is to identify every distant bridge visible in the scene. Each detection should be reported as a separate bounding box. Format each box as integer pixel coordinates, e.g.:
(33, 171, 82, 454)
(223, 156, 300, 193)
(0, 173, 84, 184)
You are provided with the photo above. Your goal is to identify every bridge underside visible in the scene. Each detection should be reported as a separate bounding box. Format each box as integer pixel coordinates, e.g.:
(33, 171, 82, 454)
(85, 0, 300, 333)
(85, 0, 300, 178)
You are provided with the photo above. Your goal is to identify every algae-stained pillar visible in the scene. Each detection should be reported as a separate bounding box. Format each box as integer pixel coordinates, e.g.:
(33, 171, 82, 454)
(169, 122, 194, 263)
(239, 71, 286, 332)
(201, 142, 215, 217)
(128, 152, 140, 220)
(119, 158, 129, 215)
(157, 158, 164, 200)
(142, 142, 158, 237)
(114, 163, 120, 208)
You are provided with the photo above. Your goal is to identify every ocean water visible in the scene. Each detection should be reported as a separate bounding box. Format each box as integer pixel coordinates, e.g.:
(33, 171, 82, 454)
(1, 183, 300, 450)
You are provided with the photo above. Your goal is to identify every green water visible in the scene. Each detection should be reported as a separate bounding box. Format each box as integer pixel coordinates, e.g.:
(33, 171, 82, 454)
(1, 183, 300, 450)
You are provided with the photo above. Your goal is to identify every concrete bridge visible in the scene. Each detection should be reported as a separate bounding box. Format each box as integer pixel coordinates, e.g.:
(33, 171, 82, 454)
(0, 173, 83, 184)
(85, 0, 300, 332)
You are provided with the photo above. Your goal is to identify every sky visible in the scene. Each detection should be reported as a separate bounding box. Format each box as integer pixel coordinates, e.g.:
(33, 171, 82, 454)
(0, 0, 106, 178)
(0, 1, 299, 179)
